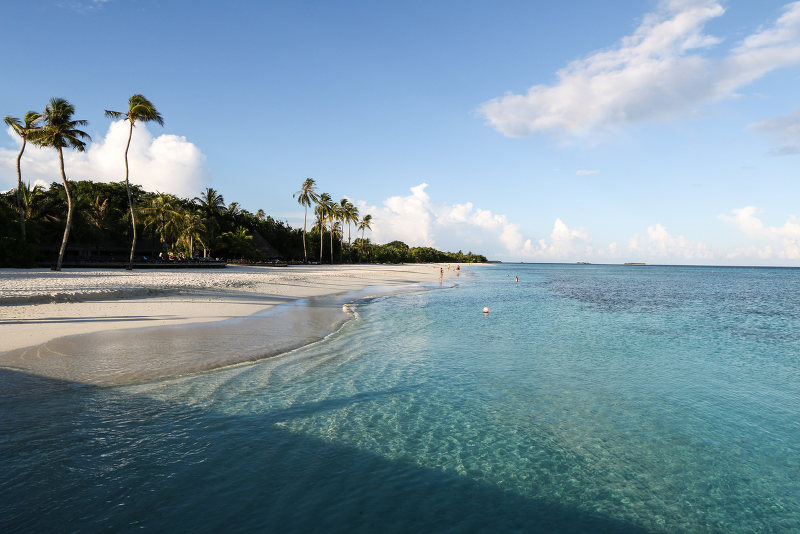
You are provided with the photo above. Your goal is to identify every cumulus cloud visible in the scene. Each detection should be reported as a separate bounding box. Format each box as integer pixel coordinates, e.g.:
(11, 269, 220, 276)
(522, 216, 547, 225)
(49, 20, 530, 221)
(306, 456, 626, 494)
(627, 223, 713, 260)
(0, 121, 209, 197)
(368, 183, 435, 247)
(749, 109, 800, 155)
(520, 219, 591, 259)
(359, 184, 800, 265)
(361, 183, 600, 260)
(720, 206, 800, 259)
(480, 0, 800, 137)
(360, 183, 524, 257)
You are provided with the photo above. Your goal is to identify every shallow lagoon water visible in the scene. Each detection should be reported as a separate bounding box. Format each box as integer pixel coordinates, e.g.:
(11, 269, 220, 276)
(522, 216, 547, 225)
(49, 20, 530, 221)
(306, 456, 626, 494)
(2, 264, 799, 532)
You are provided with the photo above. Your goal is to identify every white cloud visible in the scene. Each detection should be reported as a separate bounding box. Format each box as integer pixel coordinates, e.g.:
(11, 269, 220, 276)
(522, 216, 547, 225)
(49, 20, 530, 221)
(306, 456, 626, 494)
(576, 169, 599, 176)
(720, 206, 800, 259)
(520, 218, 592, 259)
(0, 121, 209, 197)
(749, 108, 800, 154)
(627, 223, 713, 260)
(360, 183, 525, 257)
(360, 184, 600, 260)
(358, 185, 800, 265)
(480, 0, 800, 137)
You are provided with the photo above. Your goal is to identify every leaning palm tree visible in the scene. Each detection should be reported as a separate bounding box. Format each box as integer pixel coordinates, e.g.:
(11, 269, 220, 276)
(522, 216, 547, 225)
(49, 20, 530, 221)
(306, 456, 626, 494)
(37, 98, 91, 271)
(357, 213, 373, 263)
(105, 94, 164, 269)
(293, 178, 319, 263)
(4, 111, 42, 238)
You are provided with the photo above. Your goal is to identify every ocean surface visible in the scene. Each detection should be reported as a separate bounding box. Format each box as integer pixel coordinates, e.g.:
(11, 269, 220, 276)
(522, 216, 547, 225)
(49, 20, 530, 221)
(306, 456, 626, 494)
(2, 264, 800, 533)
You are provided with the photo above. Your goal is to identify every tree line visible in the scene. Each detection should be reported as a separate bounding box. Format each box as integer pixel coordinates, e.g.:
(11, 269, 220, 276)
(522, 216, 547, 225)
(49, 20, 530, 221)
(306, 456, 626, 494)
(2, 95, 486, 267)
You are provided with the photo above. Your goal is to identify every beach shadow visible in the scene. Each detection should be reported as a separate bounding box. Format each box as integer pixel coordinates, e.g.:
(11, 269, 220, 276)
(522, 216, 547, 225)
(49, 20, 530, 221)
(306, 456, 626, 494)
(0, 368, 652, 534)
(0, 315, 179, 325)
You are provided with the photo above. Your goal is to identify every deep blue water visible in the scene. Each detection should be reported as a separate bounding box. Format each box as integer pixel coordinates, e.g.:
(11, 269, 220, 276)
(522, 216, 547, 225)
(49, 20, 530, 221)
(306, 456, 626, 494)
(2, 264, 800, 532)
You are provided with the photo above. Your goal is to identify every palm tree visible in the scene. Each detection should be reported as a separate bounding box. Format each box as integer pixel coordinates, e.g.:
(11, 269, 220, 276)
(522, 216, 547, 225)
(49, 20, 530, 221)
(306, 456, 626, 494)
(105, 94, 164, 269)
(84, 195, 111, 244)
(332, 220, 343, 263)
(19, 182, 47, 225)
(3, 111, 42, 238)
(37, 98, 91, 271)
(328, 201, 342, 264)
(337, 198, 347, 263)
(139, 193, 181, 252)
(340, 198, 359, 263)
(357, 213, 373, 263)
(293, 178, 319, 263)
(178, 212, 207, 257)
(221, 226, 254, 258)
(194, 187, 225, 256)
(315, 193, 332, 263)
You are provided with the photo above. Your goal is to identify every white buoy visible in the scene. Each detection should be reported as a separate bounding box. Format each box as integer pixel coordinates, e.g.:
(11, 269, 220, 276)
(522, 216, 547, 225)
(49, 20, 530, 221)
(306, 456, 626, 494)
(483, 307, 490, 314)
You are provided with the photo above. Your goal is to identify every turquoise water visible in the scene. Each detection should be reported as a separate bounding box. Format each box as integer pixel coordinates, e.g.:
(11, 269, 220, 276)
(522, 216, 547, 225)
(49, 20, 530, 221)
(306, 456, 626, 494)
(2, 264, 800, 532)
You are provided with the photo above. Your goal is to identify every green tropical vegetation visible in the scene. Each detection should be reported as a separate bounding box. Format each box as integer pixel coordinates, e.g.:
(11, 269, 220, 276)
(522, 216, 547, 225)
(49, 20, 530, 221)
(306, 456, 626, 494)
(0, 97, 486, 267)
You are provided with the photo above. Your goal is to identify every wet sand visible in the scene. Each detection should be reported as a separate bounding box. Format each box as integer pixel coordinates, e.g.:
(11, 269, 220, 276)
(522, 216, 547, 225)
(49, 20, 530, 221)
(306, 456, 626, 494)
(0, 264, 448, 385)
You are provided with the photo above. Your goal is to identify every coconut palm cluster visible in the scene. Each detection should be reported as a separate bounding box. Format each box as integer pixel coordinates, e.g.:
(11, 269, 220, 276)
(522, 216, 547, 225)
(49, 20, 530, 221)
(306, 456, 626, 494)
(5, 95, 160, 270)
(294, 178, 372, 264)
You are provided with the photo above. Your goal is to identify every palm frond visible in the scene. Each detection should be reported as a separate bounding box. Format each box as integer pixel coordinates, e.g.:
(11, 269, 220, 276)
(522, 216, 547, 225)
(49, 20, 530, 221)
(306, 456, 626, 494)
(128, 94, 164, 126)
(3, 116, 22, 135)
(38, 98, 91, 151)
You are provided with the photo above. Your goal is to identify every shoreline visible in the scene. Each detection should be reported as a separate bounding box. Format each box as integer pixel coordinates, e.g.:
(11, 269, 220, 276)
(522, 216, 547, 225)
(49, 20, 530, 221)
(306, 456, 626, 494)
(0, 264, 455, 385)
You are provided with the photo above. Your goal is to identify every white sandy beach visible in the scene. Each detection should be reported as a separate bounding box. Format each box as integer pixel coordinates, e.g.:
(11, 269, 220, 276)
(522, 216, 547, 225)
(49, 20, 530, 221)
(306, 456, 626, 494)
(0, 264, 452, 385)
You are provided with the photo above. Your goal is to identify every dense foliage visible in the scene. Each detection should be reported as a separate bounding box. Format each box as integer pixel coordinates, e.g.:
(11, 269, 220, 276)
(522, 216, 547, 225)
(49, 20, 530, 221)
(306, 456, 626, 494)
(0, 180, 486, 267)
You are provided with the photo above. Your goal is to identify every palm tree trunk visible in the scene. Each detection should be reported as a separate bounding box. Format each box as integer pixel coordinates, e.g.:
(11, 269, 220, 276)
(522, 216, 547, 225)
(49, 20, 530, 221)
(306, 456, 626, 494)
(55, 147, 72, 271)
(330, 221, 334, 264)
(347, 223, 351, 264)
(160, 211, 165, 251)
(15, 139, 26, 239)
(360, 228, 365, 263)
(319, 223, 324, 264)
(302, 206, 308, 263)
(124, 122, 136, 270)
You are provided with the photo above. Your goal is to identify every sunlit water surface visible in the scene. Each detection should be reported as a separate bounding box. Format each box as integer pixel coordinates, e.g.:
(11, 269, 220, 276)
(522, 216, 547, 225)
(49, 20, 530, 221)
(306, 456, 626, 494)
(2, 264, 800, 532)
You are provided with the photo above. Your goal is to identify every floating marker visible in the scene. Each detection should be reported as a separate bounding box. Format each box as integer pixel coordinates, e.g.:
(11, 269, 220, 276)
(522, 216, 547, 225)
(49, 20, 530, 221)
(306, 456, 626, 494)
(483, 307, 490, 314)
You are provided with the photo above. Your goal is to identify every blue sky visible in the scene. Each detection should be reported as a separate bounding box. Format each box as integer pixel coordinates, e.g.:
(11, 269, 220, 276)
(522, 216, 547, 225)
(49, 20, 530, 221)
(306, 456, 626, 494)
(3, 0, 800, 264)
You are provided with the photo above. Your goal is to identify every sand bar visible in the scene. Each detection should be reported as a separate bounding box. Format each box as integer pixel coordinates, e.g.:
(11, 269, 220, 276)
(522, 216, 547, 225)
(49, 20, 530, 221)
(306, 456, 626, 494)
(0, 264, 447, 385)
